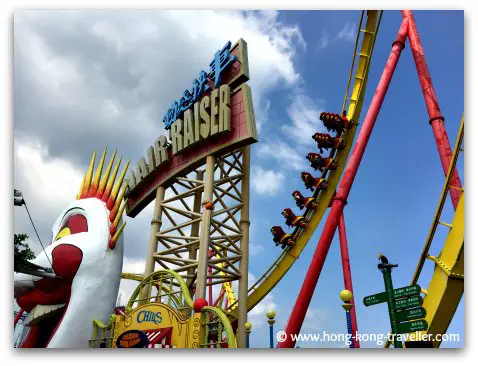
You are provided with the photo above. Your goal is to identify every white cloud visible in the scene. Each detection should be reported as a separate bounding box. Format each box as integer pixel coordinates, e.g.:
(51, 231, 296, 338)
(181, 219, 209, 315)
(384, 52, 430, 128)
(281, 93, 326, 145)
(14, 139, 85, 251)
(303, 307, 329, 332)
(317, 22, 356, 50)
(249, 242, 265, 257)
(336, 22, 356, 42)
(117, 257, 147, 306)
(247, 272, 277, 329)
(317, 29, 329, 50)
(251, 166, 284, 195)
(14, 10, 306, 167)
(15, 139, 83, 210)
(257, 139, 307, 170)
(14, 9, 307, 262)
(255, 99, 271, 131)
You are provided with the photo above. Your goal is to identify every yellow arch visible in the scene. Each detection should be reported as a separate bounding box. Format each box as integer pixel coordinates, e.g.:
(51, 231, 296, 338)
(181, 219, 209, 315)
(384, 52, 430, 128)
(127, 269, 194, 311)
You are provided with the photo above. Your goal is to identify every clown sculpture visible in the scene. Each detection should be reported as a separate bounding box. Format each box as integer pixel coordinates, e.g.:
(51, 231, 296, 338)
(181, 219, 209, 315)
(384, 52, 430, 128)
(14, 149, 129, 348)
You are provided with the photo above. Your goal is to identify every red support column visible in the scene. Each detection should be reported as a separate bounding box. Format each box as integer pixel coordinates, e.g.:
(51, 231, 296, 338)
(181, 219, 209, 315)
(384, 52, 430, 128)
(338, 213, 360, 348)
(402, 10, 463, 209)
(14, 308, 24, 329)
(278, 17, 409, 348)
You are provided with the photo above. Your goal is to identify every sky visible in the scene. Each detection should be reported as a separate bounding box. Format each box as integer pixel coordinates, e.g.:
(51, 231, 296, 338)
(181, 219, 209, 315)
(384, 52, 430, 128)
(13, 10, 464, 348)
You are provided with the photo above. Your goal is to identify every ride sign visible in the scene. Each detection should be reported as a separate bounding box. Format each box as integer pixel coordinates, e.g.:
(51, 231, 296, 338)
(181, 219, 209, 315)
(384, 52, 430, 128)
(126, 38, 258, 217)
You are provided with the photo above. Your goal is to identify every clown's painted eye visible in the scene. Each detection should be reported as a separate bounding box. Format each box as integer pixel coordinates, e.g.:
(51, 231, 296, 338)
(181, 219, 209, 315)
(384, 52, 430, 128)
(54, 214, 88, 241)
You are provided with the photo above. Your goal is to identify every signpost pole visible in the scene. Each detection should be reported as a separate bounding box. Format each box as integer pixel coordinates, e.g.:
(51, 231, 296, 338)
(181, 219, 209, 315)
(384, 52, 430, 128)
(196, 155, 216, 300)
(142, 186, 165, 303)
(378, 256, 403, 348)
(237, 145, 251, 348)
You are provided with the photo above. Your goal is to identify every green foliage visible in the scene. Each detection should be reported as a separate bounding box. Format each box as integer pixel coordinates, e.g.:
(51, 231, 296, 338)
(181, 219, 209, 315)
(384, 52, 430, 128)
(14, 233, 35, 271)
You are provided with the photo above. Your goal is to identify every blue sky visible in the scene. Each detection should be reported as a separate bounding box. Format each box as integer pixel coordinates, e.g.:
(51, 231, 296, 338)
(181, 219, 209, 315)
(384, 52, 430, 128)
(13, 9, 464, 349)
(245, 10, 464, 348)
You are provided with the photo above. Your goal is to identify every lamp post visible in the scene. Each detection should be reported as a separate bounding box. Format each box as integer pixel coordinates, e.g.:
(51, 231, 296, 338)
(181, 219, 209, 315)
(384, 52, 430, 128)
(266, 309, 276, 348)
(244, 322, 252, 348)
(340, 290, 354, 348)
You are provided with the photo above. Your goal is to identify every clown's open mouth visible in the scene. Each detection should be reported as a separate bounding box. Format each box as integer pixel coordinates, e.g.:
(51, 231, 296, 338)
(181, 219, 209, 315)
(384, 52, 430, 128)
(23, 302, 69, 348)
(17, 243, 84, 348)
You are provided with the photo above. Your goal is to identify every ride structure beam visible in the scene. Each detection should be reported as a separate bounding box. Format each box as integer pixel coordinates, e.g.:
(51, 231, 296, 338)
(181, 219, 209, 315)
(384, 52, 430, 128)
(196, 155, 216, 299)
(141, 186, 165, 302)
(401, 10, 463, 209)
(237, 145, 251, 348)
(338, 213, 360, 348)
(278, 17, 409, 348)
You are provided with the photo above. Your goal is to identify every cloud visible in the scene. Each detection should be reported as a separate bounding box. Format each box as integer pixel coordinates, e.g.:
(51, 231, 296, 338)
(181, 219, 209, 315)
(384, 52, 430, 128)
(256, 139, 307, 170)
(251, 166, 284, 195)
(336, 22, 356, 42)
(249, 242, 265, 257)
(13, 139, 85, 252)
(302, 307, 329, 332)
(13, 9, 306, 262)
(14, 10, 306, 168)
(117, 257, 147, 306)
(317, 29, 329, 50)
(281, 93, 326, 145)
(247, 273, 277, 329)
(317, 22, 356, 50)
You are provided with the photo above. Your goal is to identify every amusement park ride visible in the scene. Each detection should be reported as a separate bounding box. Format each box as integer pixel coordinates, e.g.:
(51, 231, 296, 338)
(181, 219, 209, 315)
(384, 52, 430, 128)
(13, 10, 464, 348)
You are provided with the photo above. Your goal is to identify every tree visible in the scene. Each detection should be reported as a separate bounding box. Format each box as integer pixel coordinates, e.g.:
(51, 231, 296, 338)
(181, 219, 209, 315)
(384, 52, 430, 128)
(14, 234, 35, 272)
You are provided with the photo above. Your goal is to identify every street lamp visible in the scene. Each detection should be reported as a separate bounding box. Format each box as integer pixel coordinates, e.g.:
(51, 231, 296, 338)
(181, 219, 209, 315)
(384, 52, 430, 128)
(266, 309, 276, 348)
(244, 321, 252, 348)
(340, 289, 354, 348)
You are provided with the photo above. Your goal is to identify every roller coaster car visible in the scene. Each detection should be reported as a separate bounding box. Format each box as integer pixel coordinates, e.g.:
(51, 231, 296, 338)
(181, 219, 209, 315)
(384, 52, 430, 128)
(312, 133, 346, 153)
(301, 172, 329, 192)
(306, 153, 338, 172)
(319, 111, 353, 134)
(292, 190, 317, 210)
(271, 226, 294, 249)
(281, 208, 307, 228)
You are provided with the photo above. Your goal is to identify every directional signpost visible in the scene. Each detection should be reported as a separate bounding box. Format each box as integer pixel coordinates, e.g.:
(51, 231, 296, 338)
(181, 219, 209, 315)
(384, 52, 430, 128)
(394, 296, 423, 311)
(363, 254, 428, 348)
(397, 319, 428, 334)
(363, 284, 421, 307)
(394, 307, 426, 323)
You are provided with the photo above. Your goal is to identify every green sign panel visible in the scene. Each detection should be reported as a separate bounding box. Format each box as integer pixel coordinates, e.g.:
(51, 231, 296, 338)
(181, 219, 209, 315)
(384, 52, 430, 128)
(393, 284, 421, 299)
(396, 319, 428, 334)
(363, 292, 389, 306)
(363, 285, 422, 307)
(394, 307, 426, 322)
(394, 295, 423, 311)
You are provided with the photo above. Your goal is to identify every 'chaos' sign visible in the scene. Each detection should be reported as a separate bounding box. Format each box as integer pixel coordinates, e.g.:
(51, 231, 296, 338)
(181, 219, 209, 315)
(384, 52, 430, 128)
(126, 39, 258, 217)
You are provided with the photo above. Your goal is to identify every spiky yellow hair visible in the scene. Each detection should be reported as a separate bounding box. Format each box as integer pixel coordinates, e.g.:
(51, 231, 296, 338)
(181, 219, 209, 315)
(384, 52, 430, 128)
(76, 148, 130, 249)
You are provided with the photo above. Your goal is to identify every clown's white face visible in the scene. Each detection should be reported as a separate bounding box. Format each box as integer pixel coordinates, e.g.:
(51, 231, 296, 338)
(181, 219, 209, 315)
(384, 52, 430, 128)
(14, 198, 124, 348)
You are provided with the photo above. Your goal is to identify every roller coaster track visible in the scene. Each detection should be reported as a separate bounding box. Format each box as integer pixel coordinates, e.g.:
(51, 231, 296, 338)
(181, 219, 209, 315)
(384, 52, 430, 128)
(384, 116, 464, 348)
(227, 10, 382, 319)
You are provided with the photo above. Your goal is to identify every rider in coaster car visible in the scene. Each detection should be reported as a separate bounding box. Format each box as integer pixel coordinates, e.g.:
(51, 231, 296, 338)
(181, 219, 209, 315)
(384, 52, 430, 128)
(271, 226, 294, 249)
(282, 208, 307, 228)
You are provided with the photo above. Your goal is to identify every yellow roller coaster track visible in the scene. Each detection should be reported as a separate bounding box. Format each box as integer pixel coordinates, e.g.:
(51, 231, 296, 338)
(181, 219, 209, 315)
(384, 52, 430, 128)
(122, 11, 382, 319)
(226, 10, 382, 319)
(384, 116, 464, 348)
